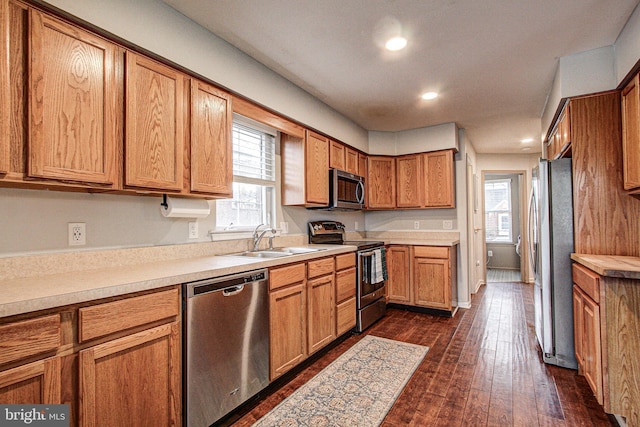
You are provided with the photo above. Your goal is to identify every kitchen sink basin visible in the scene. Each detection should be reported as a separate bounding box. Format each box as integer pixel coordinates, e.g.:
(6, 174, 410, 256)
(230, 250, 294, 258)
(225, 246, 326, 258)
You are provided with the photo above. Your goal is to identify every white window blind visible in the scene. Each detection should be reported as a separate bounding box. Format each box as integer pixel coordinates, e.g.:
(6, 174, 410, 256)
(232, 122, 275, 183)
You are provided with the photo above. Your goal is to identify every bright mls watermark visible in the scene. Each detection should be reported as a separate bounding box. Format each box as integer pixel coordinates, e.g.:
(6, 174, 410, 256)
(0, 405, 69, 427)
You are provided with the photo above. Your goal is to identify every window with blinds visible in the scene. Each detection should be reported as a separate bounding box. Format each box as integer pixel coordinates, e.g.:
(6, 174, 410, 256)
(216, 118, 276, 229)
(484, 179, 512, 243)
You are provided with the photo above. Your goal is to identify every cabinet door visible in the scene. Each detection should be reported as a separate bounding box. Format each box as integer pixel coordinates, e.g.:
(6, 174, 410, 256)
(329, 140, 345, 170)
(28, 10, 118, 186)
(368, 156, 396, 209)
(345, 147, 358, 174)
(305, 131, 329, 205)
(396, 154, 423, 208)
(269, 283, 307, 380)
(307, 274, 335, 355)
(125, 51, 184, 191)
(387, 245, 411, 303)
(358, 153, 367, 178)
(573, 286, 585, 369)
(423, 150, 455, 208)
(190, 79, 232, 196)
(622, 74, 640, 190)
(79, 322, 181, 427)
(413, 257, 451, 310)
(582, 294, 603, 404)
(0, 0, 9, 174)
(0, 357, 61, 404)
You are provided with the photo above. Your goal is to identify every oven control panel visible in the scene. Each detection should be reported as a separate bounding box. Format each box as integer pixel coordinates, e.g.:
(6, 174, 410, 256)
(308, 221, 345, 236)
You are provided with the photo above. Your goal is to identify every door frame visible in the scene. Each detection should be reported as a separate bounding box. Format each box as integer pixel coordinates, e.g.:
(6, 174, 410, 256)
(481, 170, 528, 283)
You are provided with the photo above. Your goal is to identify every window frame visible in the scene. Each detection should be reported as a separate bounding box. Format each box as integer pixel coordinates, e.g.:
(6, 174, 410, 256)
(214, 115, 277, 234)
(484, 178, 513, 244)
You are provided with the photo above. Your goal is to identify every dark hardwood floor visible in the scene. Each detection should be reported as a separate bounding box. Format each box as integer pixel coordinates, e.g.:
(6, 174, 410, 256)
(232, 281, 616, 426)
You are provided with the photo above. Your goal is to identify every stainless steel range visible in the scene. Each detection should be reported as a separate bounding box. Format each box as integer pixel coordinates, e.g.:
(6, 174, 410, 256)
(308, 221, 387, 332)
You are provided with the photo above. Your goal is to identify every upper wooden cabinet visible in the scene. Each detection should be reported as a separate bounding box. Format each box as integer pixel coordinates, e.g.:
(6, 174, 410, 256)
(281, 130, 329, 206)
(329, 139, 345, 170)
(622, 73, 640, 190)
(396, 154, 423, 208)
(345, 147, 359, 175)
(423, 150, 455, 208)
(369, 149, 455, 210)
(358, 153, 367, 178)
(0, 0, 9, 174)
(28, 10, 119, 187)
(546, 103, 571, 160)
(569, 91, 640, 256)
(124, 51, 185, 192)
(367, 156, 396, 209)
(190, 79, 232, 196)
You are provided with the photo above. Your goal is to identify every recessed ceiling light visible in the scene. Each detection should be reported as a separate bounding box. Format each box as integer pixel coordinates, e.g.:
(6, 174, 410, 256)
(385, 36, 407, 51)
(521, 138, 534, 143)
(421, 92, 438, 100)
(522, 147, 531, 151)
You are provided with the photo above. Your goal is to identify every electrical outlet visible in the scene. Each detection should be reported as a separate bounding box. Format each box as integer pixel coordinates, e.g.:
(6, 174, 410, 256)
(68, 223, 86, 246)
(488, 250, 493, 257)
(355, 221, 359, 231)
(414, 221, 420, 229)
(443, 220, 453, 230)
(188, 222, 198, 239)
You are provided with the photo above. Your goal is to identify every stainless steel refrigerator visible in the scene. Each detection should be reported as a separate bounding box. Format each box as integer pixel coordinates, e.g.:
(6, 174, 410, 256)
(529, 158, 577, 369)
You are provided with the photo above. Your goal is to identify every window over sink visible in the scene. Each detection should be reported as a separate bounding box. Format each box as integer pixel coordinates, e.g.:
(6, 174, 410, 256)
(215, 115, 276, 231)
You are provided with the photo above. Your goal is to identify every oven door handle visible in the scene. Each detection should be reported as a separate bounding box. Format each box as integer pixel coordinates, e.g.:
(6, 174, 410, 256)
(359, 250, 377, 257)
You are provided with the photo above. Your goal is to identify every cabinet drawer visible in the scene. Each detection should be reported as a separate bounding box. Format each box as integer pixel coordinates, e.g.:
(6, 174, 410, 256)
(572, 263, 600, 303)
(79, 288, 179, 343)
(336, 267, 356, 303)
(308, 257, 335, 279)
(336, 298, 356, 336)
(270, 263, 306, 290)
(335, 252, 356, 271)
(0, 315, 61, 366)
(413, 246, 449, 259)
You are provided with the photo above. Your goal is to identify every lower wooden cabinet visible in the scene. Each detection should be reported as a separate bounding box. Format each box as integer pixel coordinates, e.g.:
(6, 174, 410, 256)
(0, 313, 62, 404)
(572, 264, 603, 404)
(387, 245, 411, 304)
(0, 356, 61, 404)
(269, 254, 354, 380)
(269, 263, 308, 380)
(335, 253, 356, 336)
(307, 273, 335, 355)
(386, 244, 457, 314)
(79, 323, 181, 427)
(0, 286, 181, 427)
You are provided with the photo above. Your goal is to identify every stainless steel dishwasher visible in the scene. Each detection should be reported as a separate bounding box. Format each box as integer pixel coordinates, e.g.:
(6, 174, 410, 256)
(183, 269, 269, 427)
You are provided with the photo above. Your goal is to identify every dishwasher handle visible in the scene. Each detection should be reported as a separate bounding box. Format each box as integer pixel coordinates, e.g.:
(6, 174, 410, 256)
(222, 285, 244, 296)
(185, 269, 268, 298)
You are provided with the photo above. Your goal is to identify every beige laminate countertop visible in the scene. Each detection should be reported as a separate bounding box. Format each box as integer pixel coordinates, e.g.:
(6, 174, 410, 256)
(0, 244, 354, 318)
(571, 253, 640, 279)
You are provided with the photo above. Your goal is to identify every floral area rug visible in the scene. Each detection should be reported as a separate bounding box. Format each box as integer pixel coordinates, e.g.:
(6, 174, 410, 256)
(252, 335, 429, 427)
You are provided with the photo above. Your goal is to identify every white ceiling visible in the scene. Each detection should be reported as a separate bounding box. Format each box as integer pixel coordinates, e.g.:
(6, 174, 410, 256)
(163, 0, 639, 154)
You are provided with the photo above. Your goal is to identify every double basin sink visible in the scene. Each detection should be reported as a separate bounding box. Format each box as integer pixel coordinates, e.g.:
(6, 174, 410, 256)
(227, 247, 326, 258)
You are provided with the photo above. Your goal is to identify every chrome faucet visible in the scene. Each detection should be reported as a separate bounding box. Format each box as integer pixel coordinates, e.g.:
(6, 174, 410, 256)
(252, 224, 277, 251)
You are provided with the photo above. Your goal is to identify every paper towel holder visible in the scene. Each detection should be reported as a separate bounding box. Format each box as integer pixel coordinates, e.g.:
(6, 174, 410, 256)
(160, 194, 211, 218)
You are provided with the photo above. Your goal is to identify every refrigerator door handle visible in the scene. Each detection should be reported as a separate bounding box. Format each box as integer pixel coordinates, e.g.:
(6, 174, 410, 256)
(527, 187, 537, 275)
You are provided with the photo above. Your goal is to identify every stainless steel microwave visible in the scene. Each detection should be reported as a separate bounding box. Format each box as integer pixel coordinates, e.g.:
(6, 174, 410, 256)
(328, 169, 365, 210)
